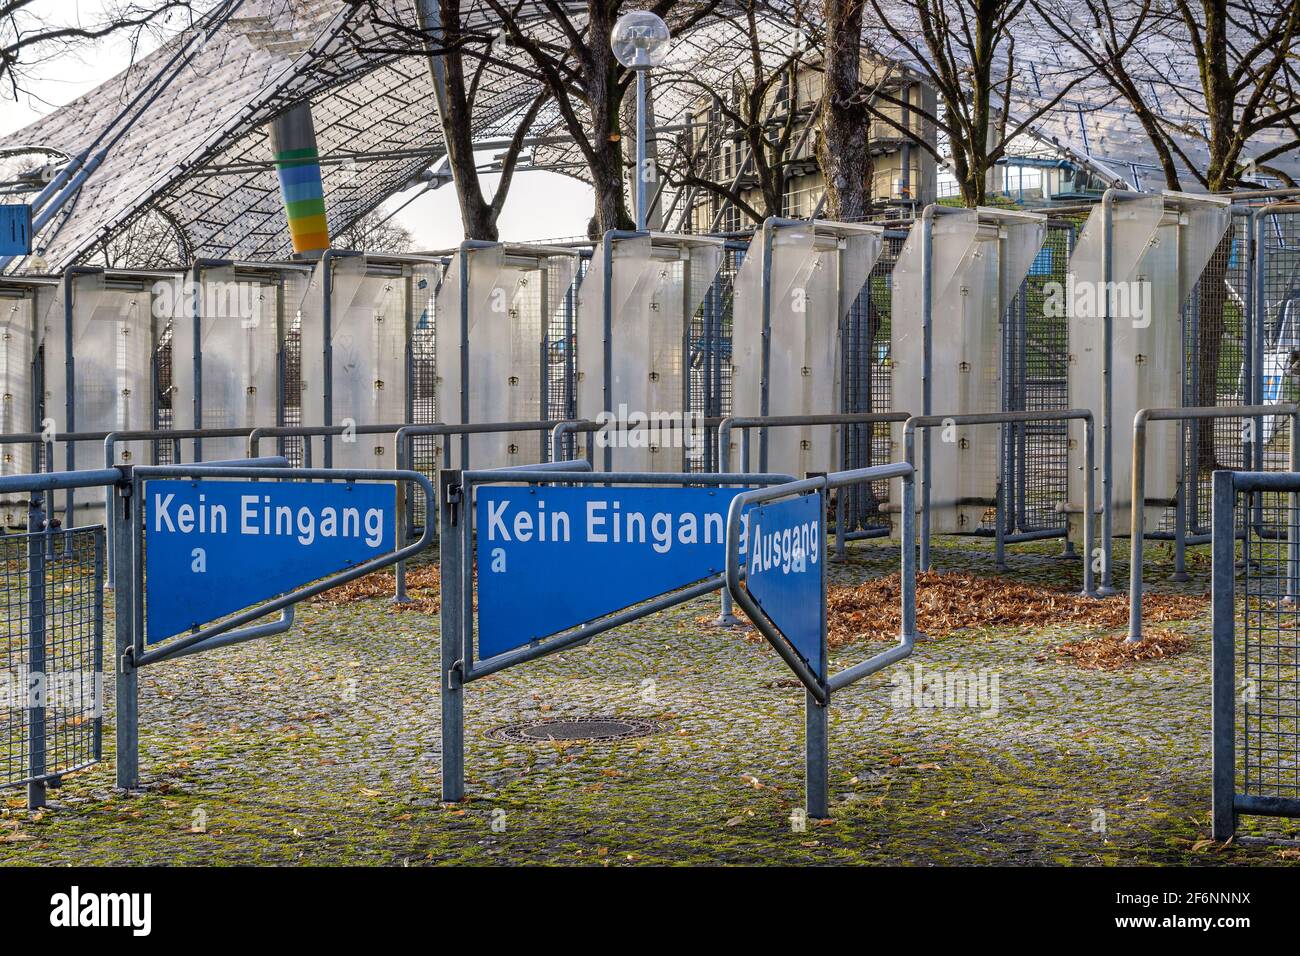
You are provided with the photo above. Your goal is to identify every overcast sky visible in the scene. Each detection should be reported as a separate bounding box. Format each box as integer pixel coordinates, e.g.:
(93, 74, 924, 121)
(0, 8, 594, 250)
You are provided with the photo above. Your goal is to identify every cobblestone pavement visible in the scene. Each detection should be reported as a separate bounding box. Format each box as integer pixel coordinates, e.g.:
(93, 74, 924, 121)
(3, 535, 1299, 866)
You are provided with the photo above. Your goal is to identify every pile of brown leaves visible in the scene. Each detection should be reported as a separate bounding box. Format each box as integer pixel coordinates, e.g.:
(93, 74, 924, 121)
(309, 565, 440, 613)
(700, 570, 1207, 649)
(1053, 629, 1192, 670)
(824, 571, 1205, 647)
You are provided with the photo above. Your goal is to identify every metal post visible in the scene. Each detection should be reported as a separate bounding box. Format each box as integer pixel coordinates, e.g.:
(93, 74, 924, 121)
(1083, 415, 1096, 597)
(1129, 413, 1147, 641)
(919, 212, 933, 574)
(1172, 468, 1190, 582)
(806, 496, 830, 820)
(635, 68, 647, 231)
(805, 690, 829, 819)
(112, 476, 138, 790)
(439, 469, 465, 802)
(1098, 194, 1116, 594)
(26, 497, 47, 809)
(1290, 410, 1300, 602)
(1211, 469, 1236, 840)
(394, 430, 411, 604)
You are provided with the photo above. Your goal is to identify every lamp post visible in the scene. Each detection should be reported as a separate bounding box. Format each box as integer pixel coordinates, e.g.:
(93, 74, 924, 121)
(610, 11, 671, 231)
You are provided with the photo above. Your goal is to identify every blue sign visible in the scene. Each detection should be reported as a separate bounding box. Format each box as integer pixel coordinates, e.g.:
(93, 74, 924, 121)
(476, 485, 751, 659)
(144, 479, 396, 643)
(0, 204, 32, 256)
(744, 492, 824, 674)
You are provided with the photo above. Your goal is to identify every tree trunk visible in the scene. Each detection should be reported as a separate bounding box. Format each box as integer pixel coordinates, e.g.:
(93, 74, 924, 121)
(817, 0, 872, 223)
(420, 0, 498, 241)
(585, 2, 634, 237)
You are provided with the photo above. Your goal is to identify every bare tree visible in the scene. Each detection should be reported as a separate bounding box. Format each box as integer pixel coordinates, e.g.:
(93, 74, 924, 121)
(1035, 0, 1300, 469)
(1, 0, 210, 102)
(656, 1, 816, 225)
(854, 0, 1087, 207)
(334, 209, 415, 255)
(817, 0, 874, 220)
(360, 0, 547, 241)
(91, 205, 188, 268)
(1034, 0, 1300, 193)
(478, 0, 723, 236)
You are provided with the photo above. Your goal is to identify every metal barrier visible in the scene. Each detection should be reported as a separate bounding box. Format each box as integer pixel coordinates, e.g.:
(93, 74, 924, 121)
(1211, 469, 1300, 841)
(724, 462, 917, 816)
(718, 412, 910, 552)
(902, 409, 1097, 593)
(438, 465, 798, 807)
(0, 466, 122, 808)
(111, 461, 437, 789)
(438, 459, 918, 816)
(1129, 404, 1300, 642)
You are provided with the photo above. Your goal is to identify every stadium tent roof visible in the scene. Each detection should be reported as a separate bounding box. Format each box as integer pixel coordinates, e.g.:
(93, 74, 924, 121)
(1, 0, 1295, 271)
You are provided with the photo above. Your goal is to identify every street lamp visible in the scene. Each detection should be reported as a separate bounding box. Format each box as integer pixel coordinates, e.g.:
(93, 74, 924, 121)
(610, 10, 671, 231)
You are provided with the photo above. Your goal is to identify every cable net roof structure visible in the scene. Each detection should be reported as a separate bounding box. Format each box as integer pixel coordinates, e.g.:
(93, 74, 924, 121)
(0, 0, 1295, 271)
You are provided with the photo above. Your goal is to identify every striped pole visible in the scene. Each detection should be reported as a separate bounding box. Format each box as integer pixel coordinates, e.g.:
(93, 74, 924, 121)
(270, 103, 330, 255)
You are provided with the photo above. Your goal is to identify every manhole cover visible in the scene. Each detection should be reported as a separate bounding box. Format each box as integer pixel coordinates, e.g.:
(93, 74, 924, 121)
(488, 717, 660, 744)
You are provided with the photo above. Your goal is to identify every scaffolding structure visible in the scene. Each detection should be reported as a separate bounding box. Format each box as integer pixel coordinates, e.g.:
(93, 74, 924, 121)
(575, 231, 725, 471)
(731, 218, 885, 477)
(435, 242, 579, 469)
(890, 205, 1048, 534)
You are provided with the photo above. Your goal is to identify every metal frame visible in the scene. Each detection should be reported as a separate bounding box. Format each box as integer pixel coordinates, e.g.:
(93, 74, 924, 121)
(1068, 189, 1235, 595)
(724, 462, 918, 816)
(438, 465, 797, 807)
(0, 466, 124, 806)
(731, 218, 886, 476)
(436, 241, 581, 470)
(1128, 404, 1300, 642)
(894, 205, 1050, 545)
(902, 409, 1097, 593)
(577, 230, 727, 472)
(111, 461, 436, 789)
(1211, 469, 1300, 841)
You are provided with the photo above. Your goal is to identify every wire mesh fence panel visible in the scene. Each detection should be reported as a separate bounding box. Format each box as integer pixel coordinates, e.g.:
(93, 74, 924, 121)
(1234, 482, 1300, 824)
(549, 254, 587, 462)
(1000, 218, 1078, 535)
(838, 230, 904, 530)
(1179, 214, 1253, 534)
(689, 244, 739, 473)
(1, 521, 104, 791)
(1254, 209, 1300, 476)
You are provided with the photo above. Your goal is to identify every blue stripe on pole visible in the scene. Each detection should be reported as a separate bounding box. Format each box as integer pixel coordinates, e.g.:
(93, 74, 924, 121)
(276, 161, 325, 189)
(278, 176, 324, 205)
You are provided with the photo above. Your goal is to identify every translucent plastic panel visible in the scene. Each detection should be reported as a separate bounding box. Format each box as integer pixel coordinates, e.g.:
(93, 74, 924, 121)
(42, 272, 162, 525)
(0, 288, 38, 479)
(169, 269, 281, 461)
(890, 213, 1047, 532)
(732, 224, 883, 476)
(1067, 195, 1182, 540)
(891, 211, 989, 533)
(576, 237, 723, 471)
(299, 257, 408, 469)
(436, 246, 577, 470)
